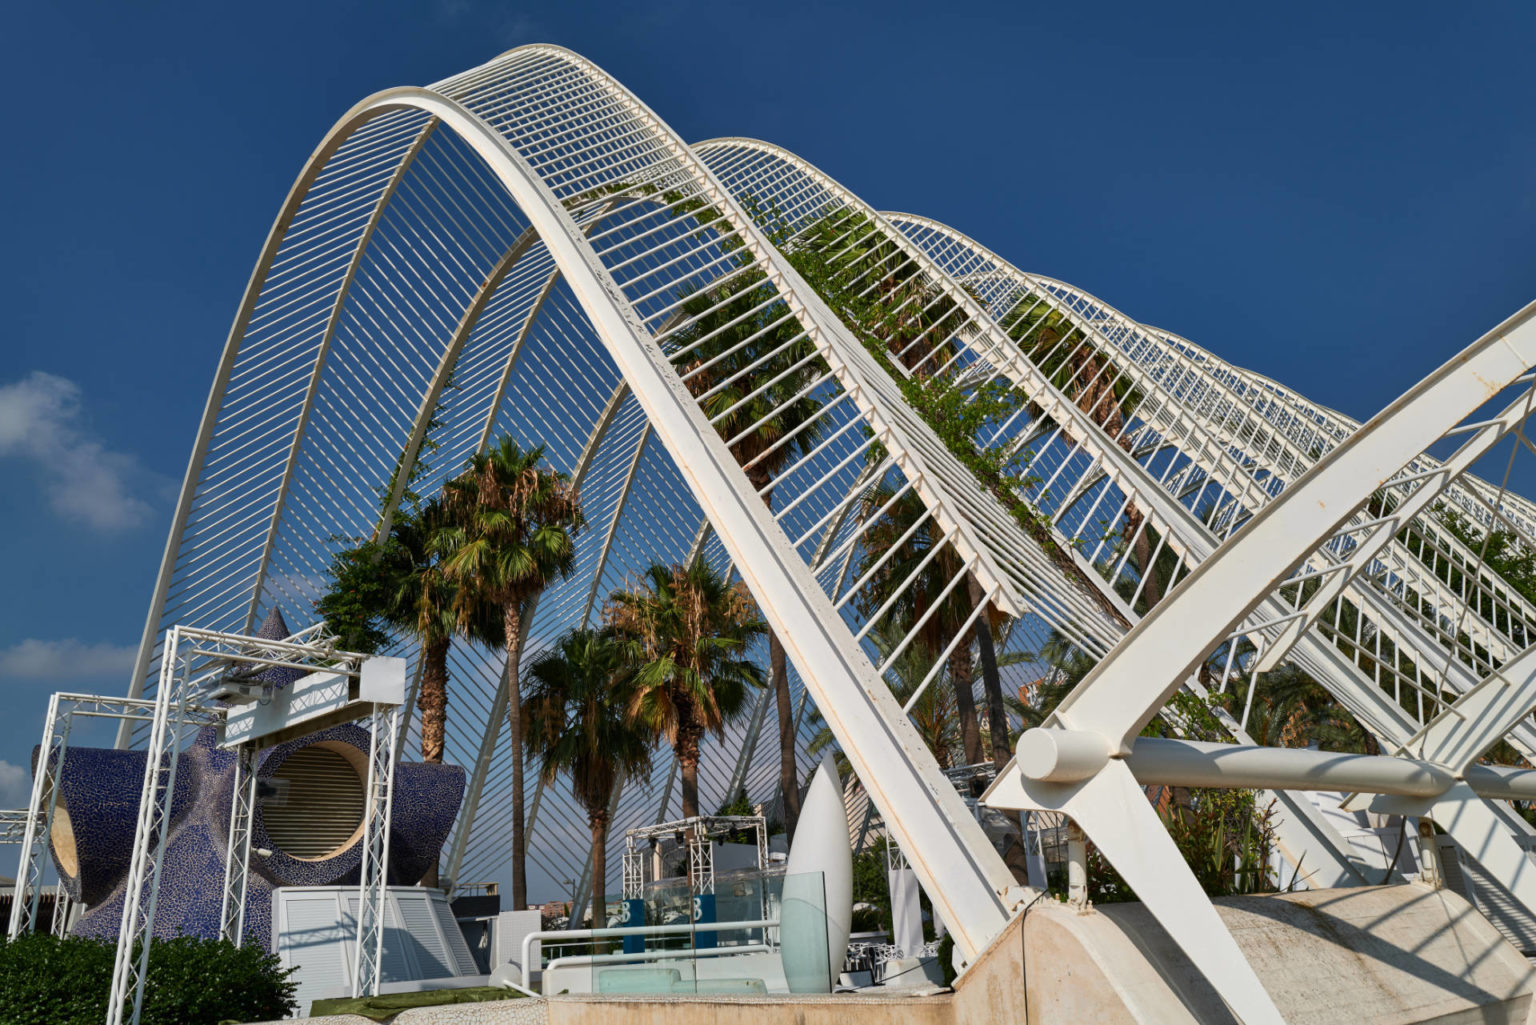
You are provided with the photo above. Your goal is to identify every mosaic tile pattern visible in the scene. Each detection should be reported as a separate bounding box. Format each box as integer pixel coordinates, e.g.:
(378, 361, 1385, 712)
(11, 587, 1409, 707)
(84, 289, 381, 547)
(49, 608, 464, 950)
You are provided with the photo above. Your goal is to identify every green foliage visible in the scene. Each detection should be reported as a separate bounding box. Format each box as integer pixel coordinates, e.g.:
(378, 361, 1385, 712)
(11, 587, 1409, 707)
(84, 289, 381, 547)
(850, 837, 893, 935)
(313, 537, 399, 655)
(1436, 506, 1536, 607)
(713, 787, 765, 843)
(715, 787, 755, 817)
(1422, 504, 1536, 652)
(780, 210, 1129, 625)
(0, 933, 295, 1025)
(1085, 787, 1279, 904)
(524, 628, 655, 822)
(935, 932, 957, 987)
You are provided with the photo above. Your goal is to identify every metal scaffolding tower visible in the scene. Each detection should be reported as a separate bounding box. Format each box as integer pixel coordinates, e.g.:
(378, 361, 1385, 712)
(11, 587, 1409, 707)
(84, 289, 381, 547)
(78, 624, 402, 1025)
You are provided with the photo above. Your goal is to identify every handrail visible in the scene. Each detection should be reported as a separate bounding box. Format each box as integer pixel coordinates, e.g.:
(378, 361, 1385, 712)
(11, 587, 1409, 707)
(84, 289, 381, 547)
(522, 918, 779, 988)
(545, 943, 774, 977)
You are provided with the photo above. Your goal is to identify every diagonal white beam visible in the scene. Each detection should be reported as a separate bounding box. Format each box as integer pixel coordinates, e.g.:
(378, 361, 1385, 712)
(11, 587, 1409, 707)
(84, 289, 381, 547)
(1050, 303, 1536, 755)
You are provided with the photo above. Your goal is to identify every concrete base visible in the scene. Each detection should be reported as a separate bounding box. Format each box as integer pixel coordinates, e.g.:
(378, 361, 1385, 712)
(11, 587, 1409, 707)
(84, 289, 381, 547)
(265, 885, 1535, 1025)
(1025, 885, 1535, 1025)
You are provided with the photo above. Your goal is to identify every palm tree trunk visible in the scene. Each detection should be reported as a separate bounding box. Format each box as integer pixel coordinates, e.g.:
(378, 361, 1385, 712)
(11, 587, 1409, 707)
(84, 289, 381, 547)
(771, 632, 800, 842)
(1124, 513, 1163, 610)
(967, 578, 1009, 768)
(950, 642, 984, 765)
(417, 636, 451, 764)
(678, 725, 702, 820)
(505, 602, 528, 910)
(590, 810, 609, 953)
(417, 636, 451, 890)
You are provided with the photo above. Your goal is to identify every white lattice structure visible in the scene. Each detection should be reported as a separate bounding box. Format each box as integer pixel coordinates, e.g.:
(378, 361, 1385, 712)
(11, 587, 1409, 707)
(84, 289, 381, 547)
(129, 44, 1536, 1020)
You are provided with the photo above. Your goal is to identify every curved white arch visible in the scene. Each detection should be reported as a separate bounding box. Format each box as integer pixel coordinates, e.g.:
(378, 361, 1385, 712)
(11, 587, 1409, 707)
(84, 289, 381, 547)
(138, 47, 1048, 960)
(143, 46, 1536, 1018)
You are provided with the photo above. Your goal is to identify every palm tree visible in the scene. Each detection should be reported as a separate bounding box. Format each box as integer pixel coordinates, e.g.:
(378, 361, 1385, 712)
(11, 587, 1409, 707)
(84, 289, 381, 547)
(316, 499, 500, 766)
(440, 437, 586, 910)
(606, 561, 767, 819)
(668, 277, 824, 840)
(524, 628, 654, 937)
(1006, 629, 1095, 734)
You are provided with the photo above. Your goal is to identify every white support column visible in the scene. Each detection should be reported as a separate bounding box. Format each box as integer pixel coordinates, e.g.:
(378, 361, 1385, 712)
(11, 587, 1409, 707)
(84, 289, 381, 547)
(353, 701, 401, 998)
(219, 746, 259, 946)
(8, 692, 67, 939)
(107, 627, 194, 1025)
(1064, 820, 1089, 911)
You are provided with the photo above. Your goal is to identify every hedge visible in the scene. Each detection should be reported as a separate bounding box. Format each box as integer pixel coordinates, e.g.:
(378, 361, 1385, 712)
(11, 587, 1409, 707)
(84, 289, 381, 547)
(0, 933, 296, 1025)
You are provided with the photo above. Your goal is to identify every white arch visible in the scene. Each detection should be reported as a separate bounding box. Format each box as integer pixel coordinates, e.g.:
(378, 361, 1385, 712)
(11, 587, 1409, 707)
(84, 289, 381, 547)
(136, 47, 1041, 959)
(140, 46, 1536, 1020)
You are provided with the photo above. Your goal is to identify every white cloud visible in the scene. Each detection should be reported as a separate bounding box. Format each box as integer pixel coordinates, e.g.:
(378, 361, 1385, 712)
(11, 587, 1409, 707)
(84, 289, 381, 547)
(0, 761, 29, 807)
(0, 371, 154, 530)
(0, 638, 137, 680)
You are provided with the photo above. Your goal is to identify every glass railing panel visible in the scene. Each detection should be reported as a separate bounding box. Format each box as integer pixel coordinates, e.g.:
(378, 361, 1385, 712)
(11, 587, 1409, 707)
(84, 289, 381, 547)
(575, 869, 828, 996)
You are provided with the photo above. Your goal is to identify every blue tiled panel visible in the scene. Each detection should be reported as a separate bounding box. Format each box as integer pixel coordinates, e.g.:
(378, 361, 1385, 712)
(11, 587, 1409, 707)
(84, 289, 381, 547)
(55, 721, 464, 950)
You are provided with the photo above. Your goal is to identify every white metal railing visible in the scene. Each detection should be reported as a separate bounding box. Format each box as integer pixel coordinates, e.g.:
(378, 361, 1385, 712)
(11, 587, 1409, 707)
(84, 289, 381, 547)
(521, 918, 780, 989)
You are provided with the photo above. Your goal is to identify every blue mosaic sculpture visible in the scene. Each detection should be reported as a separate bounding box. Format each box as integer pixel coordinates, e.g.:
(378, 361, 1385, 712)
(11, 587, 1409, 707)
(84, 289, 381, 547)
(41, 609, 464, 950)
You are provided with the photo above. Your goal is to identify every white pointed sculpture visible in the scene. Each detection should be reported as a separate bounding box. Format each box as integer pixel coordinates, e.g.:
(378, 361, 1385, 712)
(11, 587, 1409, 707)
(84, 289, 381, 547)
(779, 754, 853, 992)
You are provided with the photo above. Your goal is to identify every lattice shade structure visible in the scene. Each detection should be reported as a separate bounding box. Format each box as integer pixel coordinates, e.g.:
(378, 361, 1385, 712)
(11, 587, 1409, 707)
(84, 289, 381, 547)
(125, 45, 1536, 1021)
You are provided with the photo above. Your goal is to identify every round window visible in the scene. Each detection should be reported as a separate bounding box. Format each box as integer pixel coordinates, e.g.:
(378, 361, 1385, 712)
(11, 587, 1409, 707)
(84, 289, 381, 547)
(262, 742, 366, 861)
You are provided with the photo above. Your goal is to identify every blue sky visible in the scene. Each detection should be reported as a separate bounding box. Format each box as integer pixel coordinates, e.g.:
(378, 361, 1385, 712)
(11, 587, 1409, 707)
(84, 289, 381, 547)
(1, 1, 1535, 808)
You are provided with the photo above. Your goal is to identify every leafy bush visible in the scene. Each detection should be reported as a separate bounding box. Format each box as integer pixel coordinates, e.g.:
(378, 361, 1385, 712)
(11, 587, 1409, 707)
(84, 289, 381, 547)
(0, 933, 296, 1025)
(1077, 692, 1281, 903)
(850, 904, 886, 934)
(850, 838, 892, 936)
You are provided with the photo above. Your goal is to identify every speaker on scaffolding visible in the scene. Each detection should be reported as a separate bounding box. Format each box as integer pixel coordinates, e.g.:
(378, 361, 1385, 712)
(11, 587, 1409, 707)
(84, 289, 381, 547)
(37, 607, 465, 950)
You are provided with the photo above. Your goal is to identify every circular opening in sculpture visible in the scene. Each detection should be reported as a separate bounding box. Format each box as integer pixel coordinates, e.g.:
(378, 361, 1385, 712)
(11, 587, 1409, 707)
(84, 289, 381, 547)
(49, 796, 78, 878)
(262, 741, 367, 862)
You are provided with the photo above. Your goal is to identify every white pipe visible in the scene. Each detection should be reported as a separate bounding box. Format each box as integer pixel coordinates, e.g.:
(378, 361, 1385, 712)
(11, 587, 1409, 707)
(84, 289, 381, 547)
(1465, 763, 1536, 801)
(1124, 737, 1463, 798)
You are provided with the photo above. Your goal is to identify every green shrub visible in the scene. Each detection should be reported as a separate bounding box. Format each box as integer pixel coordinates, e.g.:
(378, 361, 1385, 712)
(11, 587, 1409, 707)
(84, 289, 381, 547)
(0, 933, 296, 1025)
(936, 932, 956, 987)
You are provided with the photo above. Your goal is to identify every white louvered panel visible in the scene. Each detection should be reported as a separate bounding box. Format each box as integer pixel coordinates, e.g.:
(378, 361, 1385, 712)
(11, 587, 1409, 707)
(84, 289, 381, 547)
(266, 746, 366, 859)
(277, 892, 352, 1012)
(432, 896, 482, 976)
(1453, 842, 1536, 955)
(398, 893, 451, 978)
(346, 894, 413, 981)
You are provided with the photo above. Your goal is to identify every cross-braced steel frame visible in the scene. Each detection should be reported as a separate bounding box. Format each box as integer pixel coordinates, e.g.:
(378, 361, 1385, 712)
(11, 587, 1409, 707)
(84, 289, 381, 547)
(1, 809, 73, 936)
(128, 44, 1536, 1021)
(95, 625, 394, 1025)
(8, 692, 222, 945)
